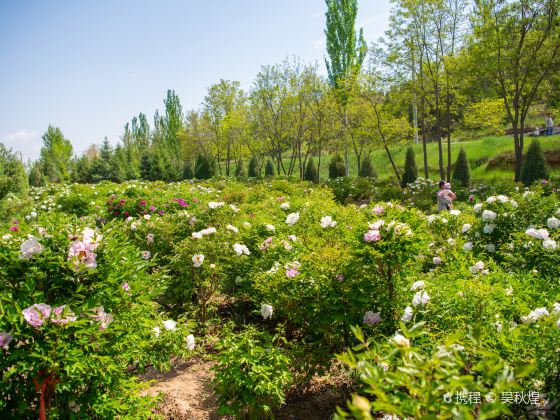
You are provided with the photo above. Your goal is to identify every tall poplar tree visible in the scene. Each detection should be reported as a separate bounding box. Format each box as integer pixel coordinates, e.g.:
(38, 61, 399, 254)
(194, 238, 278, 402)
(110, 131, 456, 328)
(324, 0, 367, 175)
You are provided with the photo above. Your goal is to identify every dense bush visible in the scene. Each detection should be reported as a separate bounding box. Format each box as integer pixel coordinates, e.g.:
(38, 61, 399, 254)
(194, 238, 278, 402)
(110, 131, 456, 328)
(265, 159, 275, 177)
(248, 156, 260, 178)
(453, 147, 471, 187)
(0, 215, 192, 418)
(194, 154, 217, 179)
(304, 157, 318, 183)
(358, 154, 376, 178)
(329, 154, 346, 179)
(401, 145, 418, 187)
(521, 140, 549, 186)
(0, 144, 28, 200)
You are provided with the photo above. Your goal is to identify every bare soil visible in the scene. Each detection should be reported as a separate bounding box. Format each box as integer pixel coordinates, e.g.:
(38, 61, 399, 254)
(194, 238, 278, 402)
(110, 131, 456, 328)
(144, 357, 355, 420)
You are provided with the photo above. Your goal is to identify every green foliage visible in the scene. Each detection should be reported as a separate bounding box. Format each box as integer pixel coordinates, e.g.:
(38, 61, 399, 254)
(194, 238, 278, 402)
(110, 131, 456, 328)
(304, 157, 318, 183)
(462, 98, 507, 134)
(401, 146, 418, 187)
(335, 323, 523, 419)
(265, 159, 275, 177)
(0, 215, 192, 418)
(521, 140, 549, 186)
(329, 153, 346, 179)
(38, 126, 73, 183)
(212, 325, 292, 418)
(182, 160, 194, 179)
(358, 154, 376, 178)
(0, 143, 27, 200)
(235, 159, 246, 178)
(194, 154, 216, 179)
(248, 156, 260, 178)
(453, 147, 471, 187)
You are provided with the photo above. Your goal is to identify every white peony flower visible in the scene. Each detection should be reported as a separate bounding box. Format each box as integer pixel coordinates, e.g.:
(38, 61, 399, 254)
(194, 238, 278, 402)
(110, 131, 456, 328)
(152, 327, 161, 336)
(20, 236, 43, 259)
(261, 304, 273, 319)
(486, 243, 496, 253)
(473, 203, 483, 213)
(192, 254, 205, 267)
(450, 209, 461, 216)
(320, 216, 337, 229)
(412, 290, 430, 307)
(265, 224, 276, 232)
(392, 333, 410, 347)
(547, 217, 560, 229)
(463, 242, 473, 252)
(551, 302, 560, 315)
(185, 334, 195, 350)
(483, 224, 495, 234)
(286, 212, 300, 226)
(280, 202, 290, 210)
(410, 280, 425, 291)
(208, 201, 225, 209)
(543, 239, 557, 250)
(401, 306, 413, 322)
(522, 307, 549, 324)
(163, 320, 176, 331)
(461, 224, 471, 233)
(482, 210, 497, 222)
(192, 232, 203, 239)
(226, 224, 239, 234)
(233, 243, 250, 256)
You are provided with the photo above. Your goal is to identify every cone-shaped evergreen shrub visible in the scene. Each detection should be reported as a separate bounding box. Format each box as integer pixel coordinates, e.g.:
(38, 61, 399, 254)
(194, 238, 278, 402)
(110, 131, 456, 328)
(235, 159, 246, 178)
(194, 154, 216, 179)
(182, 160, 194, 179)
(328, 154, 346, 179)
(401, 146, 418, 187)
(265, 159, 275, 177)
(359, 154, 377, 178)
(304, 157, 318, 183)
(452, 147, 471, 187)
(521, 140, 549, 186)
(248, 157, 260, 177)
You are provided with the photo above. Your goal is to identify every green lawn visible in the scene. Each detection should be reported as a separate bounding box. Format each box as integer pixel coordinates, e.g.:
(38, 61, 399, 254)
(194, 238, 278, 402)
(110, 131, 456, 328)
(319, 135, 560, 181)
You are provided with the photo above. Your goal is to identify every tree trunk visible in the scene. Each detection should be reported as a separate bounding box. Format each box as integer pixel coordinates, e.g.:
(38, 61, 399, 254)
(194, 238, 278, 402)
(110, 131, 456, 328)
(344, 108, 349, 176)
(226, 141, 231, 177)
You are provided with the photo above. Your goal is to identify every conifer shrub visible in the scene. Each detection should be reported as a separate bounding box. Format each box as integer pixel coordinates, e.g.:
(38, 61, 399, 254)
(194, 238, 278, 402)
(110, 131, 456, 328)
(401, 146, 418, 187)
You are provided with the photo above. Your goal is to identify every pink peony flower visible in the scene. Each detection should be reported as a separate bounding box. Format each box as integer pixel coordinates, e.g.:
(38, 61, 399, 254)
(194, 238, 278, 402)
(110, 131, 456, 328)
(286, 268, 299, 278)
(140, 200, 147, 206)
(372, 205, 384, 215)
(90, 307, 113, 330)
(68, 241, 97, 269)
(147, 233, 154, 244)
(51, 305, 77, 325)
(22, 303, 52, 328)
(364, 230, 381, 242)
(122, 282, 130, 292)
(149, 205, 156, 212)
(0, 332, 13, 349)
(363, 311, 381, 326)
(259, 237, 273, 251)
(336, 274, 344, 282)
(9, 226, 18, 232)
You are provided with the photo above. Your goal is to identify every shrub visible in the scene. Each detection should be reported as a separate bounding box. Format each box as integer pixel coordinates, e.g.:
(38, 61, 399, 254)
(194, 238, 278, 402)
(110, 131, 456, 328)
(521, 140, 549, 186)
(452, 147, 471, 187)
(401, 146, 418, 187)
(194, 154, 216, 179)
(0, 144, 28, 200)
(248, 157, 260, 178)
(304, 157, 318, 183)
(0, 216, 191, 418)
(212, 326, 292, 418)
(358, 154, 376, 178)
(329, 154, 346, 179)
(235, 159, 246, 178)
(265, 159, 275, 177)
(182, 160, 194, 179)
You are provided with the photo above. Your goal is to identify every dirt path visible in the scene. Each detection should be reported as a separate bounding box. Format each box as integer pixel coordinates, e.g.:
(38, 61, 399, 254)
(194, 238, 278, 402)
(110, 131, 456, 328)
(145, 357, 354, 419)
(145, 357, 222, 419)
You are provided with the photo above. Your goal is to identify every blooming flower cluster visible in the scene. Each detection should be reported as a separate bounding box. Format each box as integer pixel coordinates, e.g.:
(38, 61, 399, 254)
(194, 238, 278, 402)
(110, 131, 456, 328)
(22, 303, 77, 328)
(286, 212, 300, 226)
(20, 235, 43, 259)
(320, 216, 337, 229)
(233, 243, 250, 256)
(285, 261, 300, 278)
(67, 227, 102, 270)
(192, 227, 217, 239)
(192, 254, 205, 267)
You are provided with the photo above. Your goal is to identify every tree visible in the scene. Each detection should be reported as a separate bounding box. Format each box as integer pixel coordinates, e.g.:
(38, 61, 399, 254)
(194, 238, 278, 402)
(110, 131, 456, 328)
(401, 145, 418, 187)
(235, 159, 246, 178)
(325, 0, 367, 175)
(452, 147, 471, 187)
(359, 154, 376, 178)
(520, 140, 549, 186)
(38, 126, 73, 183)
(0, 143, 27, 199)
(471, 0, 560, 181)
(248, 157, 260, 178)
(329, 154, 346, 178)
(183, 161, 194, 179)
(304, 157, 318, 183)
(265, 159, 275, 177)
(195, 154, 216, 179)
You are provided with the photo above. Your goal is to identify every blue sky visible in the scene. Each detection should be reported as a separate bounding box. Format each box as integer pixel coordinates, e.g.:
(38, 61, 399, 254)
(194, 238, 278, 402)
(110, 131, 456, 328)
(0, 0, 391, 161)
